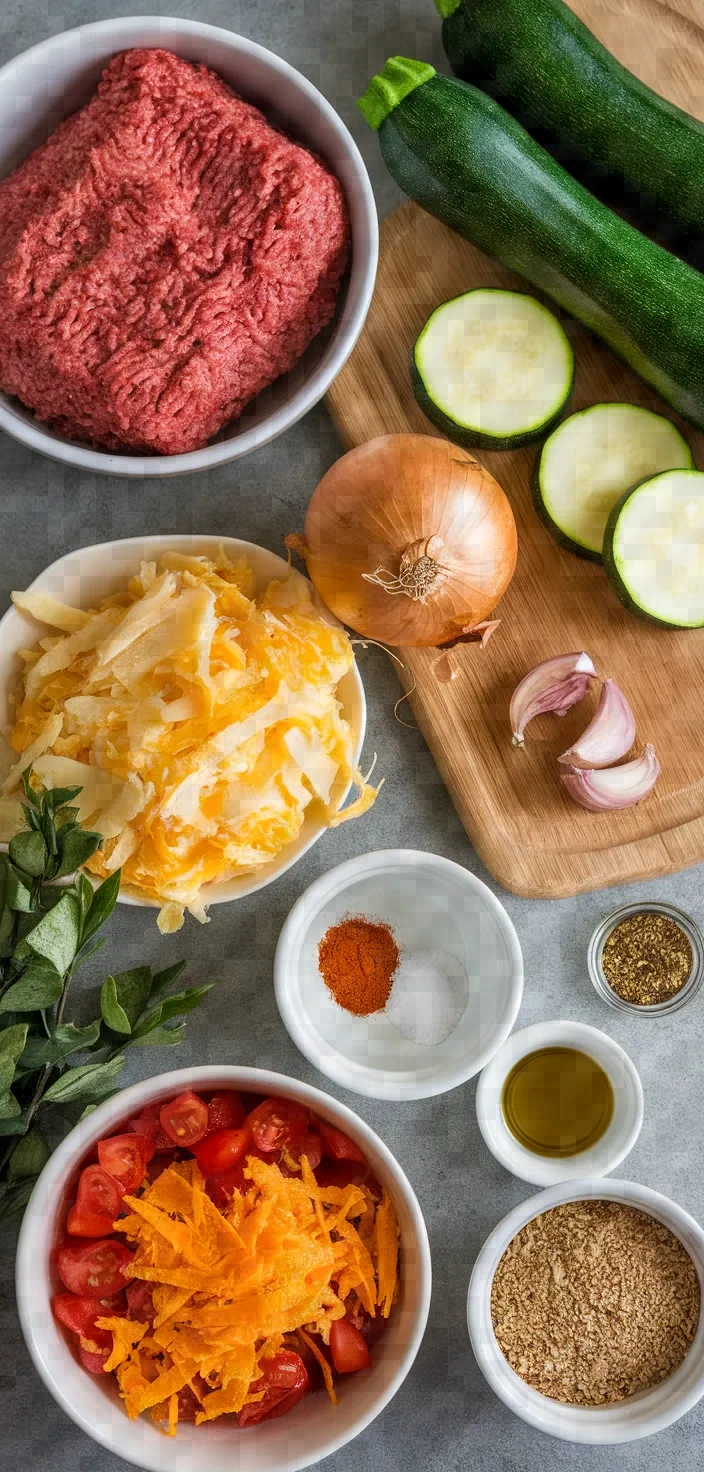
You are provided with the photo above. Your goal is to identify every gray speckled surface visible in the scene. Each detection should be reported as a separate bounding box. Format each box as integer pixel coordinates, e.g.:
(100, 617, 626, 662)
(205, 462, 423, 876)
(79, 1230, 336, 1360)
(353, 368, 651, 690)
(0, 3, 702, 1468)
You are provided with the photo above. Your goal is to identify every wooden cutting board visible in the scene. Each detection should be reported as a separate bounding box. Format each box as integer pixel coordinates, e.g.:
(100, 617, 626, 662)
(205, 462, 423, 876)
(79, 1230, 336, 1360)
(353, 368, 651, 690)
(326, 0, 704, 899)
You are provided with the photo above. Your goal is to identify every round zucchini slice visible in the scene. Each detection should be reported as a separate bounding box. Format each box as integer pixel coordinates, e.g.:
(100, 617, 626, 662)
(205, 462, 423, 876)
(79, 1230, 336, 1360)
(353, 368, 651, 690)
(534, 403, 693, 560)
(411, 288, 574, 450)
(604, 468, 704, 627)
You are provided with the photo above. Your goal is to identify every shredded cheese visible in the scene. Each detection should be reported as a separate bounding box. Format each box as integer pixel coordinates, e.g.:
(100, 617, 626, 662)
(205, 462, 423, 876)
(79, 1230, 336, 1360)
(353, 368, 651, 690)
(10, 550, 380, 929)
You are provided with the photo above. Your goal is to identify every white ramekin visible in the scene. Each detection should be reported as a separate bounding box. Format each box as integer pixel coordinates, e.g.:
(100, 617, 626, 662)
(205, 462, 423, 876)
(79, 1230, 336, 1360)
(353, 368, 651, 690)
(475, 1019, 643, 1186)
(16, 1064, 431, 1472)
(468, 1177, 704, 1443)
(0, 17, 378, 476)
(0, 535, 366, 909)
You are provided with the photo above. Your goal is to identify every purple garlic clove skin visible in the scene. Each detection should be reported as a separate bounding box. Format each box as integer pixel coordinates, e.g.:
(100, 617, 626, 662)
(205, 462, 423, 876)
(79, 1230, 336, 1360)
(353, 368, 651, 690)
(510, 652, 597, 745)
(558, 678, 637, 769)
(561, 744, 660, 811)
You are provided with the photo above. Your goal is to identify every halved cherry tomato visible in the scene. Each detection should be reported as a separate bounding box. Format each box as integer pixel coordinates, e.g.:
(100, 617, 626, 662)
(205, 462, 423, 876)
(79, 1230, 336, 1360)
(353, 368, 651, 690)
(204, 1092, 245, 1135)
(319, 1121, 365, 1163)
(329, 1318, 371, 1373)
(67, 1206, 117, 1237)
(347, 1304, 388, 1348)
(126, 1280, 155, 1322)
(314, 1158, 381, 1198)
(246, 1099, 308, 1154)
(160, 1091, 208, 1147)
(78, 1343, 110, 1374)
(238, 1351, 310, 1426)
(130, 1104, 172, 1152)
(195, 1126, 251, 1176)
(76, 1165, 122, 1218)
(54, 1292, 125, 1341)
(204, 1148, 269, 1208)
(57, 1238, 133, 1298)
(98, 1133, 154, 1195)
(300, 1133, 322, 1170)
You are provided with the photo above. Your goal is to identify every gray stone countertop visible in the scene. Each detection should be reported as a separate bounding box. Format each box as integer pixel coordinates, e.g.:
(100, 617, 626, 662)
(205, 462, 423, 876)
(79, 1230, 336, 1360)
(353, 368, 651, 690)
(0, 3, 702, 1469)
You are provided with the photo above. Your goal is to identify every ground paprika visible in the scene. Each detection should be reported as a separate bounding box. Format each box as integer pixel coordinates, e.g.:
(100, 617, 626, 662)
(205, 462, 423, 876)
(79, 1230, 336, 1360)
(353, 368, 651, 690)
(317, 915, 399, 1015)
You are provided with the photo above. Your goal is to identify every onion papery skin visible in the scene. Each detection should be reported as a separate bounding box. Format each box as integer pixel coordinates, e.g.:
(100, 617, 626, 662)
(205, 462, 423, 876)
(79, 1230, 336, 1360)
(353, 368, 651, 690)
(297, 434, 518, 646)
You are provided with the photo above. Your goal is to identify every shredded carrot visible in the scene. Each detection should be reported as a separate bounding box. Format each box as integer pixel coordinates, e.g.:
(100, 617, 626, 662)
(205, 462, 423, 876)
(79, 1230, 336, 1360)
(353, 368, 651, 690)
(98, 1154, 398, 1428)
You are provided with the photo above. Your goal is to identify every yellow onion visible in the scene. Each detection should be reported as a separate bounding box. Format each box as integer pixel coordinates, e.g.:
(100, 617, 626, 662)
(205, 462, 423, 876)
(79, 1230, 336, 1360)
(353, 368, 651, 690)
(287, 434, 518, 647)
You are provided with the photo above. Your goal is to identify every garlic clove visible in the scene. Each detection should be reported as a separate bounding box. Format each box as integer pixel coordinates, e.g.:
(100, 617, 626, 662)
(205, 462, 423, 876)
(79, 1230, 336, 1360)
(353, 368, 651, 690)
(558, 678, 636, 769)
(561, 744, 660, 811)
(510, 652, 597, 745)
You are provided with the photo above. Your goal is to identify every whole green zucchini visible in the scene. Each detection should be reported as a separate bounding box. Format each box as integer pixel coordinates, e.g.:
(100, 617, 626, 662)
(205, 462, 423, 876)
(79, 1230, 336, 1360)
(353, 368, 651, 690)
(357, 59, 704, 433)
(436, 0, 704, 239)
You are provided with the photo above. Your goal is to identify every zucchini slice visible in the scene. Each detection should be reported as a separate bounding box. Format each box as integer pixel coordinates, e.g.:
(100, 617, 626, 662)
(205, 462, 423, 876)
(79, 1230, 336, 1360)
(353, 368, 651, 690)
(534, 404, 693, 560)
(411, 289, 574, 450)
(604, 469, 704, 627)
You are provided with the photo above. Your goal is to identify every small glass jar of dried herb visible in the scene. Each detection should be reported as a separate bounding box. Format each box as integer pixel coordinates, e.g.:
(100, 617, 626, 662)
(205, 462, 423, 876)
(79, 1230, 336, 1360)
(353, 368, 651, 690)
(589, 901, 704, 1015)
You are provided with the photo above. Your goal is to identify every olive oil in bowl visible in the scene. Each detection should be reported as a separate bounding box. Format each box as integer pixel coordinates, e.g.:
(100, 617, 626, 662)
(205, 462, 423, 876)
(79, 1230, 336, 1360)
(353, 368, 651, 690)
(501, 1047, 614, 1158)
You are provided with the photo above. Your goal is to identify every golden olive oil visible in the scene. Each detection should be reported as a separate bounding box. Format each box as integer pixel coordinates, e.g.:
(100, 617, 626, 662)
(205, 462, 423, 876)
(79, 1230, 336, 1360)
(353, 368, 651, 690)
(501, 1047, 614, 1158)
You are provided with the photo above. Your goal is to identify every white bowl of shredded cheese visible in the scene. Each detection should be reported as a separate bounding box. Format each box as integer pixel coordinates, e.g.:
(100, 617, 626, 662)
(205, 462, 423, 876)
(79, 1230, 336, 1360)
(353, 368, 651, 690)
(0, 535, 370, 930)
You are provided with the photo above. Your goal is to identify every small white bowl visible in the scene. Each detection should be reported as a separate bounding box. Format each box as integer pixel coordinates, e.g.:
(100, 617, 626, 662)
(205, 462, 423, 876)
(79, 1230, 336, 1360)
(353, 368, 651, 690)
(16, 1064, 431, 1472)
(274, 850, 523, 1101)
(0, 535, 365, 909)
(0, 17, 377, 476)
(475, 1020, 643, 1187)
(468, 1177, 704, 1443)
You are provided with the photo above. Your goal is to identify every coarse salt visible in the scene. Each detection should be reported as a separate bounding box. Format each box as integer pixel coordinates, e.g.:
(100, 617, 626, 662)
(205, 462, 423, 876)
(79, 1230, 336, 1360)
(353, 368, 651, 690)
(385, 947, 468, 1047)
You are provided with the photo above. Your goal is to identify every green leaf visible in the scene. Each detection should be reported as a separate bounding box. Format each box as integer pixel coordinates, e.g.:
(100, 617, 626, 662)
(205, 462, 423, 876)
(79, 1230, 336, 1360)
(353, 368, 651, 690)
(15, 890, 81, 977)
(73, 937, 105, 972)
(0, 1090, 21, 1118)
(0, 1113, 29, 1136)
(0, 957, 62, 1013)
(81, 870, 121, 944)
(5, 868, 36, 912)
(0, 1176, 37, 1221)
(0, 1023, 29, 1092)
(17, 1018, 102, 1075)
(55, 826, 101, 879)
(42, 1055, 125, 1105)
(149, 960, 188, 1002)
(8, 1126, 49, 1179)
(8, 830, 48, 878)
(42, 786, 82, 812)
(133, 1022, 186, 1047)
(100, 975, 131, 1035)
(132, 985, 211, 1040)
(75, 871, 95, 927)
(113, 967, 152, 1028)
(21, 769, 39, 805)
(0, 903, 15, 959)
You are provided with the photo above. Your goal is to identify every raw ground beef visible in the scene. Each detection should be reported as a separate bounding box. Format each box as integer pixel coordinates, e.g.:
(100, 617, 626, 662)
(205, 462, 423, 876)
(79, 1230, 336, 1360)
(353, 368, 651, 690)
(0, 49, 349, 455)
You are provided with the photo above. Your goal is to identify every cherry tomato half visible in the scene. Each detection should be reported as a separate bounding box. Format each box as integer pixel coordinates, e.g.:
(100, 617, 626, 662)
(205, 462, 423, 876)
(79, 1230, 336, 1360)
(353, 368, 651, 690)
(78, 1344, 110, 1374)
(125, 1280, 155, 1323)
(204, 1149, 270, 1208)
(204, 1092, 245, 1135)
(314, 1158, 382, 1198)
(54, 1292, 126, 1342)
(159, 1091, 209, 1148)
(246, 1099, 308, 1155)
(329, 1318, 371, 1374)
(319, 1121, 365, 1163)
(129, 1104, 172, 1152)
(57, 1238, 133, 1298)
(238, 1351, 310, 1427)
(98, 1133, 154, 1195)
(77, 1165, 122, 1219)
(67, 1206, 117, 1237)
(195, 1127, 251, 1176)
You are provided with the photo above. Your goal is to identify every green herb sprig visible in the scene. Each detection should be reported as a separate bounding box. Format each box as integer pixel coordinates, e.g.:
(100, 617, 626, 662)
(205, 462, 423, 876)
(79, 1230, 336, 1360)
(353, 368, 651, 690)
(0, 773, 213, 1221)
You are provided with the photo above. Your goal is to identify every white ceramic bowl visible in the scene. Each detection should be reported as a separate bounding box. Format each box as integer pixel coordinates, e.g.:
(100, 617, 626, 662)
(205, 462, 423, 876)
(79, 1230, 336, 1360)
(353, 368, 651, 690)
(468, 1177, 704, 1443)
(0, 17, 377, 477)
(0, 534, 366, 908)
(16, 1064, 431, 1472)
(475, 1020, 644, 1187)
(274, 850, 524, 1101)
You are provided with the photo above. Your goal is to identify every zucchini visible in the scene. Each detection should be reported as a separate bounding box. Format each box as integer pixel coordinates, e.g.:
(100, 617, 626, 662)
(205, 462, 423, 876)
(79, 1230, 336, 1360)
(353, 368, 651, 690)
(604, 469, 704, 627)
(436, 0, 704, 240)
(412, 289, 573, 450)
(357, 60, 704, 434)
(534, 404, 693, 560)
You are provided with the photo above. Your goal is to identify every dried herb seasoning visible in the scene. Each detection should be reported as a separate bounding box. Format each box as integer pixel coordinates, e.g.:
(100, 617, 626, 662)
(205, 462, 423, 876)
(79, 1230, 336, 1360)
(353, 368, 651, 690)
(602, 911, 692, 1005)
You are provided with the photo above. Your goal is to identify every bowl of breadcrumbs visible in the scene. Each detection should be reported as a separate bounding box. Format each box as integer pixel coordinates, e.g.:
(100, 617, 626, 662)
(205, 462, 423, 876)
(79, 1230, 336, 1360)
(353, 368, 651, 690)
(468, 1178, 704, 1443)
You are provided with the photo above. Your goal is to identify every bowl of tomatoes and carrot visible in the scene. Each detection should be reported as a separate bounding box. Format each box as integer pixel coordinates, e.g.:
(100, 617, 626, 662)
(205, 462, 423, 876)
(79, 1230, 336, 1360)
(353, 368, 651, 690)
(16, 1067, 431, 1472)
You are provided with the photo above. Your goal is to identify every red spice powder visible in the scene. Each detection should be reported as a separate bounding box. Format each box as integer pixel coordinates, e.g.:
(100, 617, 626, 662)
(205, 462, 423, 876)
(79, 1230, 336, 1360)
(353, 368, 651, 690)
(318, 915, 399, 1016)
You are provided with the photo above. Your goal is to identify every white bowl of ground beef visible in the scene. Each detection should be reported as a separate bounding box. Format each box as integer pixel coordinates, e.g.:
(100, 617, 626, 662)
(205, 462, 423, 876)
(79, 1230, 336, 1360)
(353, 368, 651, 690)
(0, 18, 377, 476)
(468, 1178, 704, 1443)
